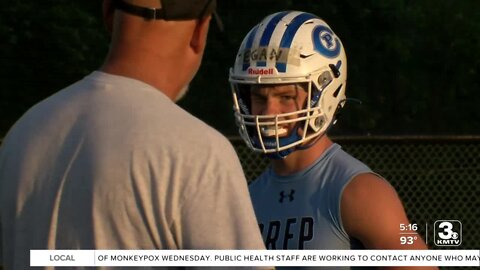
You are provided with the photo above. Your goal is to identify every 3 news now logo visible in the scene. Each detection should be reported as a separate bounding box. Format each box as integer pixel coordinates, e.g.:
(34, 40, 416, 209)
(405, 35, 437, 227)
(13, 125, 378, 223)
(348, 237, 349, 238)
(434, 220, 462, 246)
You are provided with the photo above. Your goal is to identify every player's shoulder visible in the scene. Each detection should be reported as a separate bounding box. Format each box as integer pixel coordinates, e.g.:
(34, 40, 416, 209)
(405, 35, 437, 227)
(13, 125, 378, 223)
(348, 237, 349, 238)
(341, 173, 406, 232)
(319, 143, 373, 189)
(341, 173, 401, 223)
(341, 173, 416, 249)
(329, 144, 371, 170)
(343, 173, 398, 203)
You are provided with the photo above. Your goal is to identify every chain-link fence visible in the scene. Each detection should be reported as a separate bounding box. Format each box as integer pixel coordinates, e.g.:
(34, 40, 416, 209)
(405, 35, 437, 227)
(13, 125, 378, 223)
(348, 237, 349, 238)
(231, 136, 480, 256)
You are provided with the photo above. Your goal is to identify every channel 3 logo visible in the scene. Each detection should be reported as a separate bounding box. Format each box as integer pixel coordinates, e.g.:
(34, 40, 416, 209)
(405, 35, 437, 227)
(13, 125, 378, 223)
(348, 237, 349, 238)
(434, 220, 462, 246)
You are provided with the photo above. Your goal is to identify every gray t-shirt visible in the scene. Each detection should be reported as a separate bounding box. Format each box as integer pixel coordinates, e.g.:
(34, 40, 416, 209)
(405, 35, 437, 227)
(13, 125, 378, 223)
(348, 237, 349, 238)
(0, 71, 266, 269)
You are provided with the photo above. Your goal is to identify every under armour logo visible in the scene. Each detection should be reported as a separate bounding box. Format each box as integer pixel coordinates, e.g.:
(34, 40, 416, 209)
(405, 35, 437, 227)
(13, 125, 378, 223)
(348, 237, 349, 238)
(279, 189, 295, 203)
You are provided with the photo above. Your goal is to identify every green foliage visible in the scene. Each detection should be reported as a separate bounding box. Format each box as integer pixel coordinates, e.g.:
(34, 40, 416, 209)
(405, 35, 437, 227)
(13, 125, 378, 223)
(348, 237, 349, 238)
(1, 0, 479, 136)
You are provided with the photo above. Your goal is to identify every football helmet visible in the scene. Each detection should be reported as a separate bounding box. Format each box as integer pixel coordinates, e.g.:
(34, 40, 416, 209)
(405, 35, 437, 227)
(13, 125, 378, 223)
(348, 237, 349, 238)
(229, 11, 347, 158)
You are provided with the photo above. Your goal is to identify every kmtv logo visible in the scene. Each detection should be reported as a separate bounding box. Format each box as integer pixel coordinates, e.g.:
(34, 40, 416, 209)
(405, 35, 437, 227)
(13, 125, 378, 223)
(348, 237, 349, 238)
(434, 220, 462, 246)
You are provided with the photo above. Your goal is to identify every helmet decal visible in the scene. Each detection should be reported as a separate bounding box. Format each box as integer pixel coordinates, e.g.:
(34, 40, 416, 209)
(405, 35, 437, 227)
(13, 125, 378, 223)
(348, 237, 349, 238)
(257, 11, 290, 67)
(243, 47, 285, 65)
(276, 12, 317, 72)
(242, 25, 260, 71)
(312, 25, 341, 58)
(247, 67, 275, 75)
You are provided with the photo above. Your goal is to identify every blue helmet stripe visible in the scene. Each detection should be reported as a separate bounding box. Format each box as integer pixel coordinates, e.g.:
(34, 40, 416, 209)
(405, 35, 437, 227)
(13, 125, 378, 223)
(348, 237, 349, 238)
(242, 25, 260, 71)
(256, 11, 289, 67)
(276, 13, 318, 72)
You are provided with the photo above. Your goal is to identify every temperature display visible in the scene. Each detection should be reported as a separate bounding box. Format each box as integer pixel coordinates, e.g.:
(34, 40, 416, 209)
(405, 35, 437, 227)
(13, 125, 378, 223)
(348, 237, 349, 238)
(399, 223, 420, 245)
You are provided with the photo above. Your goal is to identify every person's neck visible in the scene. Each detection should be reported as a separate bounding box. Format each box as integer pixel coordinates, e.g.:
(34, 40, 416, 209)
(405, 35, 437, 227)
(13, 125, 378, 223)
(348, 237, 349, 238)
(271, 135, 333, 176)
(100, 46, 190, 101)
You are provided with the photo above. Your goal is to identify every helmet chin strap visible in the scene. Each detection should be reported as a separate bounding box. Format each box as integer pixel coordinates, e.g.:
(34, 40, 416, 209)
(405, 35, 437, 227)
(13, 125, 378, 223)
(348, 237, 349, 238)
(257, 109, 340, 159)
(296, 131, 325, 150)
(266, 126, 328, 159)
(252, 126, 302, 159)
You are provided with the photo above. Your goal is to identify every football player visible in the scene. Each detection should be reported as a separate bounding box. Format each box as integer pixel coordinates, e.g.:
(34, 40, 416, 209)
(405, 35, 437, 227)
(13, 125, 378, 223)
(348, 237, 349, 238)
(230, 11, 436, 270)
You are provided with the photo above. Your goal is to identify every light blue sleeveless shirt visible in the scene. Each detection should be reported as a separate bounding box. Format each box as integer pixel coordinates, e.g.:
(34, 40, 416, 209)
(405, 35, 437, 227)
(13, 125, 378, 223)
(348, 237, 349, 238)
(249, 143, 375, 268)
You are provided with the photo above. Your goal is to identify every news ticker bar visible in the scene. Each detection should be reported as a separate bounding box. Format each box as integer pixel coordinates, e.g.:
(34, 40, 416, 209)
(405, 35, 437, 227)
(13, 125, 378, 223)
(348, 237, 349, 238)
(31, 249, 480, 267)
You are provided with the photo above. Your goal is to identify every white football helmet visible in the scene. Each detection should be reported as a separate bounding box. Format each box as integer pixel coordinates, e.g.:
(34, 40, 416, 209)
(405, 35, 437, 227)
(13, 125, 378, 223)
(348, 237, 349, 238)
(229, 11, 347, 158)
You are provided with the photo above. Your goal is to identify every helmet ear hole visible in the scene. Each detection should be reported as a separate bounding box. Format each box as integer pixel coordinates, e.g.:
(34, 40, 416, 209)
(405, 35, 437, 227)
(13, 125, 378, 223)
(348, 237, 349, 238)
(309, 115, 325, 132)
(317, 71, 333, 92)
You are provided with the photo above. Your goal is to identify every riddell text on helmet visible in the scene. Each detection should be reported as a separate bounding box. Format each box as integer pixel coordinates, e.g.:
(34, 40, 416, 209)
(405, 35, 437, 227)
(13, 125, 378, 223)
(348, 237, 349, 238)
(248, 68, 274, 75)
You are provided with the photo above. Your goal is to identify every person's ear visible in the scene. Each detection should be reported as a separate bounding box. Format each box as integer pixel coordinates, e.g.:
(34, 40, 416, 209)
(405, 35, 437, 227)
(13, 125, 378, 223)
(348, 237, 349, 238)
(190, 16, 211, 54)
(103, 0, 116, 33)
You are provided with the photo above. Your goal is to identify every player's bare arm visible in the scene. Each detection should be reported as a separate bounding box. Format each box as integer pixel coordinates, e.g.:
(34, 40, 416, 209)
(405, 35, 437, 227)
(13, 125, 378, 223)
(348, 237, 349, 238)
(341, 173, 438, 270)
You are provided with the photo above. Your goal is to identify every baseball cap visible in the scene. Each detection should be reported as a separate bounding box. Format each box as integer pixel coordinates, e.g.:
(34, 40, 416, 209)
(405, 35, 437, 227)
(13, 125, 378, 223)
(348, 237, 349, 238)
(113, 0, 217, 21)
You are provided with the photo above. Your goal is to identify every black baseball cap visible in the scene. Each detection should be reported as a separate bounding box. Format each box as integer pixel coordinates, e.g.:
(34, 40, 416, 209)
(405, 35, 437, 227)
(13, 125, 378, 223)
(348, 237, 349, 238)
(113, 0, 217, 21)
